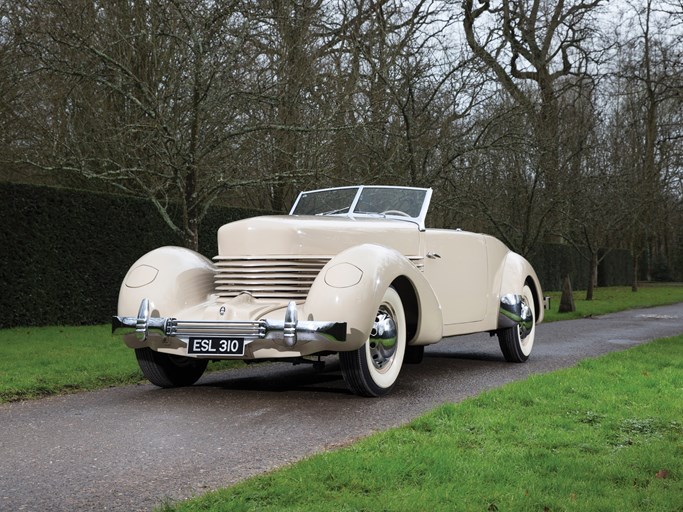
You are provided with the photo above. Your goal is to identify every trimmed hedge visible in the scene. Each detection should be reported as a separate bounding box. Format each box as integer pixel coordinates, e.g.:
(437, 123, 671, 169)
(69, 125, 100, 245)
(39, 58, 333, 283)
(529, 244, 632, 294)
(0, 182, 274, 328)
(1, 182, 636, 328)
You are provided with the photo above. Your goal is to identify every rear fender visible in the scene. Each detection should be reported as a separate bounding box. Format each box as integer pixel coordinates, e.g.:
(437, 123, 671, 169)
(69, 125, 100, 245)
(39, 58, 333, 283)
(498, 253, 544, 324)
(302, 244, 443, 349)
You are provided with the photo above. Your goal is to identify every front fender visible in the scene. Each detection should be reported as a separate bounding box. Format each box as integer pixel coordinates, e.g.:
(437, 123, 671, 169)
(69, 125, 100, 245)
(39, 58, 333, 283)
(302, 244, 443, 349)
(117, 246, 215, 318)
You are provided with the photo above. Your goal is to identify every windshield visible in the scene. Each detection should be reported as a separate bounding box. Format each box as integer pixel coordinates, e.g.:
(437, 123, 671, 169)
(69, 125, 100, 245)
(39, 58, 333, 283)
(290, 185, 432, 230)
(289, 187, 359, 216)
(355, 187, 426, 218)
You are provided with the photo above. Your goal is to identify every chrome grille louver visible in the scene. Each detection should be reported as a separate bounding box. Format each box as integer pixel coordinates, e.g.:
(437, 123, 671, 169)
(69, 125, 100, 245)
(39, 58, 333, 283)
(408, 256, 424, 271)
(213, 256, 330, 300)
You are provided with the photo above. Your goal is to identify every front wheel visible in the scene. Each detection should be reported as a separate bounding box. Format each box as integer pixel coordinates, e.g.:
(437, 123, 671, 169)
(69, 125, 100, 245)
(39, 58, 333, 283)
(497, 284, 536, 362)
(135, 348, 208, 388)
(340, 287, 406, 397)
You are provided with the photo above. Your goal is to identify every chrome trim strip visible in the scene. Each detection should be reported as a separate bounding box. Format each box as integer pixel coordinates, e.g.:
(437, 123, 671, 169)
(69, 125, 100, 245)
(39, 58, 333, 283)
(170, 320, 265, 337)
(408, 255, 424, 271)
(112, 299, 347, 348)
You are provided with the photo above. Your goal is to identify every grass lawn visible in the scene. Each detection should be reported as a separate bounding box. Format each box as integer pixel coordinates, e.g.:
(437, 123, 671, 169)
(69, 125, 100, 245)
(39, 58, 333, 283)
(0, 324, 139, 402)
(159, 335, 683, 512)
(543, 283, 683, 322)
(0, 325, 242, 402)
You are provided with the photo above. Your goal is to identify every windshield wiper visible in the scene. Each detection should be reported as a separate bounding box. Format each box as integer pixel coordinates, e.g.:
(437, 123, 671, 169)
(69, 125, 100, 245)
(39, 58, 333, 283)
(316, 207, 350, 216)
(353, 211, 386, 217)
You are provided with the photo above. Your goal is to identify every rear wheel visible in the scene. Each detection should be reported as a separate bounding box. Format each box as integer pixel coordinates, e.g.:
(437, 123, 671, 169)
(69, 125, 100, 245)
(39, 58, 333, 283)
(135, 348, 208, 387)
(340, 287, 406, 397)
(497, 284, 536, 362)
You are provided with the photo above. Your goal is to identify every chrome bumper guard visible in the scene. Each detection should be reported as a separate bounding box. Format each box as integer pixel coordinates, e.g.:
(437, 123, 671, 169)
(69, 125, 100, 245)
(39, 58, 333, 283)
(498, 294, 534, 340)
(112, 298, 347, 348)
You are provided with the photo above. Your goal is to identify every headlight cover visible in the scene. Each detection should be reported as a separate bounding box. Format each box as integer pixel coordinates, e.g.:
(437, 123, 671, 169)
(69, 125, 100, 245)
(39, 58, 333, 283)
(324, 262, 363, 288)
(125, 264, 159, 288)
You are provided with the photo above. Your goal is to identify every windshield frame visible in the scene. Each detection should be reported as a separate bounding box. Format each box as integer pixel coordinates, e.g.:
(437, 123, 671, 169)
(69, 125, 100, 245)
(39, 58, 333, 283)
(289, 185, 432, 231)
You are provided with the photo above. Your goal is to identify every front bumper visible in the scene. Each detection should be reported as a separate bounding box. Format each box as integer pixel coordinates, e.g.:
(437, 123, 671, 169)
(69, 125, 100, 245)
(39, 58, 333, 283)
(112, 298, 347, 350)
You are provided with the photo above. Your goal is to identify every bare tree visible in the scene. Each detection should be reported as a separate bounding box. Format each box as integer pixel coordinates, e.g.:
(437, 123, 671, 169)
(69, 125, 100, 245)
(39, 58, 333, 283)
(3, 0, 681, 283)
(608, 0, 683, 289)
(246, 0, 348, 210)
(0, 1, 22, 177)
(296, 0, 490, 234)
(8, 0, 323, 249)
(560, 86, 627, 299)
(461, 0, 603, 254)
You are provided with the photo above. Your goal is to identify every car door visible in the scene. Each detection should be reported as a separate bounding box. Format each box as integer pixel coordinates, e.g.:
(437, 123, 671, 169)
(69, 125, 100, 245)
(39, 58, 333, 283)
(422, 230, 488, 325)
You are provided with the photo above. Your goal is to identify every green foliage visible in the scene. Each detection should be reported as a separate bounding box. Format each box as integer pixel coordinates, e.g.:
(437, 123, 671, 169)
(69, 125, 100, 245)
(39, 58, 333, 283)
(0, 182, 273, 328)
(162, 336, 683, 512)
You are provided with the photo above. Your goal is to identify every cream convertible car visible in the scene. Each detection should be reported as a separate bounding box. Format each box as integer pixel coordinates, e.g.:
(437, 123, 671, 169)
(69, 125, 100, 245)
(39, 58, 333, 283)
(113, 186, 545, 396)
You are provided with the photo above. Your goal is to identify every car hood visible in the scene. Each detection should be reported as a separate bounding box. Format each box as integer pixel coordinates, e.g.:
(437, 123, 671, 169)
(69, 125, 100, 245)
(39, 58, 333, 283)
(216, 215, 421, 257)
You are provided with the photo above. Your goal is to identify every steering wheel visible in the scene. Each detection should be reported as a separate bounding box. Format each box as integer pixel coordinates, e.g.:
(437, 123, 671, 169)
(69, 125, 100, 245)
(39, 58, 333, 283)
(381, 210, 411, 217)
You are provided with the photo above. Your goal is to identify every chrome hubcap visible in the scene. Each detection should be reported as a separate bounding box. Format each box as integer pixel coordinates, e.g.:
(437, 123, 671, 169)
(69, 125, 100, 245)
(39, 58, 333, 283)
(369, 307, 398, 372)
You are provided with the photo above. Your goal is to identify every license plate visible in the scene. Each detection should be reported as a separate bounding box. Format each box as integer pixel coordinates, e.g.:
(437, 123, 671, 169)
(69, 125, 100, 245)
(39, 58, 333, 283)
(188, 337, 245, 356)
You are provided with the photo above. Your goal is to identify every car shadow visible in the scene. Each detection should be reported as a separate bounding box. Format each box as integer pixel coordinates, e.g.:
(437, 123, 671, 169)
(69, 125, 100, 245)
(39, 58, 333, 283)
(424, 350, 505, 362)
(188, 343, 508, 396)
(196, 358, 355, 395)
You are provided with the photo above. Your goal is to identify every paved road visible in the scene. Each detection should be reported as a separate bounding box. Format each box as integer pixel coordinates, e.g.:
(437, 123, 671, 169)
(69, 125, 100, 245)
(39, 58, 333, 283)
(2, 303, 683, 512)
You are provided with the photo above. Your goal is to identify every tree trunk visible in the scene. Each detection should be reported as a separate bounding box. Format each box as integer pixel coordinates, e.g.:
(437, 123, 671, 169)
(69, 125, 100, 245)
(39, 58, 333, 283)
(586, 251, 598, 301)
(631, 253, 639, 292)
(185, 217, 200, 253)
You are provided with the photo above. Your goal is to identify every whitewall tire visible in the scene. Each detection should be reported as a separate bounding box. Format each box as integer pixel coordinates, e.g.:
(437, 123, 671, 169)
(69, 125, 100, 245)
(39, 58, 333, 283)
(340, 287, 406, 397)
(497, 284, 536, 362)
